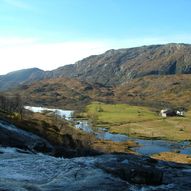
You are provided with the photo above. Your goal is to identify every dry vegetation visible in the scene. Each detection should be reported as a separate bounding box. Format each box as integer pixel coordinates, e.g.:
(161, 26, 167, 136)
(92, 140, 137, 154)
(152, 152, 191, 164)
(0, 107, 137, 155)
(12, 77, 114, 110)
(114, 74, 191, 109)
(9, 74, 191, 112)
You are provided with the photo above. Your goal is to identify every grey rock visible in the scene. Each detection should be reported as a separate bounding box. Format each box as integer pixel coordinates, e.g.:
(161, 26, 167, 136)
(0, 150, 191, 191)
(53, 43, 191, 86)
(0, 120, 53, 153)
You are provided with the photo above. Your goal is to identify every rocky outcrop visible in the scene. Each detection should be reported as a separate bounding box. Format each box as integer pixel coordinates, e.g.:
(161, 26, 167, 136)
(0, 119, 98, 157)
(0, 120, 53, 153)
(53, 43, 191, 86)
(0, 149, 191, 191)
(99, 163, 163, 185)
(0, 120, 191, 190)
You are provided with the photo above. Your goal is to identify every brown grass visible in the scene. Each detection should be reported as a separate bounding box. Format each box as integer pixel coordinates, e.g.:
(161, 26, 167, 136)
(91, 140, 137, 154)
(152, 152, 191, 164)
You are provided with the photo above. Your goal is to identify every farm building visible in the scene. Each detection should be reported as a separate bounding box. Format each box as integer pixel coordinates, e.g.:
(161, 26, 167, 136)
(160, 108, 185, 117)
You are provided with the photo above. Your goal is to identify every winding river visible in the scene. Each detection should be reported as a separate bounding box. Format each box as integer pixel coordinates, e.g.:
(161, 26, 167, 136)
(24, 106, 191, 156)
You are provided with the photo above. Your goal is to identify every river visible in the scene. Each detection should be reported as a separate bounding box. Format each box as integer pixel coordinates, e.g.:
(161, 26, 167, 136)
(24, 106, 191, 156)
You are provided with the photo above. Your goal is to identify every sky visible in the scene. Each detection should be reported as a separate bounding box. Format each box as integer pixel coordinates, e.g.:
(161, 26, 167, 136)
(0, 0, 191, 75)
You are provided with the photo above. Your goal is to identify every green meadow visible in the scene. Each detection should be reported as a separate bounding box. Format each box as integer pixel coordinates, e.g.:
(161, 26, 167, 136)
(85, 102, 191, 141)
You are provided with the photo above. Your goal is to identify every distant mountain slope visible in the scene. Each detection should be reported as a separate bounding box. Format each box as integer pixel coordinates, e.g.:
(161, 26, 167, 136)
(53, 43, 191, 85)
(114, 74, 191, 109)
(0, 68, 46, 91)
(12, 77, 113, 109)
(1, 43, 191, 90)
(10, 74, 191, 109)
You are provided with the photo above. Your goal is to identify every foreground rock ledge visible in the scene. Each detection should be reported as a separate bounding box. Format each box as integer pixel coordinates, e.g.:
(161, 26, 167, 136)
(0, 148, 191, 191)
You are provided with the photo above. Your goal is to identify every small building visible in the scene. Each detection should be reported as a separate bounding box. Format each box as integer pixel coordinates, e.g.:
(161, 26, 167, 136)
(160, 109, 167, 117)
(160, 108, 185, 117)
(176, 110, 185, 116)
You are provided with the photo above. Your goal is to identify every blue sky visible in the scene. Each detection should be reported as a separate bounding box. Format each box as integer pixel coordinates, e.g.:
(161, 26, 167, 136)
(0, 0, 191, 74)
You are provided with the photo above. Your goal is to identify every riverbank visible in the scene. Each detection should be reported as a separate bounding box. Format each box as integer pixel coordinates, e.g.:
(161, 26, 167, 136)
(21, 105, 191, 163)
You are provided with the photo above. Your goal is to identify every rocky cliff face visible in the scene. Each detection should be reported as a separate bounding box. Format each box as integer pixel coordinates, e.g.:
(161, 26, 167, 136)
(53, 43, 191, 85)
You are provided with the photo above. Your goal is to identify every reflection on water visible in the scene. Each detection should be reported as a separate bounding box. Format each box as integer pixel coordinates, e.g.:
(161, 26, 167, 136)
(75, 120, 93, 133)
(134, 139, 191, 156)
(24, 106, 191, 156)
(96, 131, 129, 142)
(134, 140, 177, 155)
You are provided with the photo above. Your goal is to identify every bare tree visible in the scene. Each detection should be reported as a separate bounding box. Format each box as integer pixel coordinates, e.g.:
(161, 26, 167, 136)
(0, 93, 24, 119)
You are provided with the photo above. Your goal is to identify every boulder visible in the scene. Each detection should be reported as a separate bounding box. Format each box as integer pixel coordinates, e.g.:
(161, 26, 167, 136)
(0, 120, 53, 153)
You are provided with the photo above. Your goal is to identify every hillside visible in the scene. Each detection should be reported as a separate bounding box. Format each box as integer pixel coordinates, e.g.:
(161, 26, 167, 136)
(114, 74, 191, 109)
(10, 74, 191, 110)
(13, 77, 113, 109)
(53, 43, 191, 85)
(1, 43, 191, 91)
(0, 68, 46, 91)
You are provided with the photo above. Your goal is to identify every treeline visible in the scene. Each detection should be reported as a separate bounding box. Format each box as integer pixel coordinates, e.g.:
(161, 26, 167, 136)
(0, 94, 23, 118)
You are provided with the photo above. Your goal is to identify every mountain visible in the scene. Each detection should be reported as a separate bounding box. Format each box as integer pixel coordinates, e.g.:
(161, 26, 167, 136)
(1, 43, 191, 91)
(53, 43, 191, 85)
(0, 68, 46, 91)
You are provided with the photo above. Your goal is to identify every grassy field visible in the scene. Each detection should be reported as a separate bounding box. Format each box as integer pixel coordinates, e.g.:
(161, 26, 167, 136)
(85, 102, 191, 141)
(86, 102, 158, 124)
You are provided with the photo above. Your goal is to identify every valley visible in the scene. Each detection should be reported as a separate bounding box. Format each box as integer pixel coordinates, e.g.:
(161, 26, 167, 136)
(1, 43, 191, 190)
(1, 103, 191, 190)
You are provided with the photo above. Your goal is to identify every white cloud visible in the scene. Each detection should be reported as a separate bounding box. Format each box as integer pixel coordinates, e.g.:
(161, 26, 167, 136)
(0, 40, 112, 75)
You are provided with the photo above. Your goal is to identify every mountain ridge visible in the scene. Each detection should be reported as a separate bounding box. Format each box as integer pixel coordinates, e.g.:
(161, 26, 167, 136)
(0, 68, 46, 91)
(1, 43, 191, 90)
